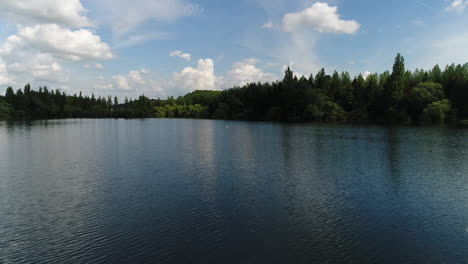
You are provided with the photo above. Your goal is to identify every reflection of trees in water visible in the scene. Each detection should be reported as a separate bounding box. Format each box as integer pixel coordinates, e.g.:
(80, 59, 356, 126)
(278, 124, 353, 261)
(384, 126, 402, 192)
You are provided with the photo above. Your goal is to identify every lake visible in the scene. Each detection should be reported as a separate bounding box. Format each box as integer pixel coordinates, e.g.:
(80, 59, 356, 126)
(1, 119, 468, 263)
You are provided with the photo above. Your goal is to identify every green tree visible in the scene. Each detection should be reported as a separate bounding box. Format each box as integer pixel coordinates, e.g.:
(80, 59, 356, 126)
(0, 97, 12, 118)
(421, 99, 451, 124)
(5, 87, 15, 104)
(384, 53, 406, 119)
(406, 82, 444, 122)
(429, 65, 442, 83)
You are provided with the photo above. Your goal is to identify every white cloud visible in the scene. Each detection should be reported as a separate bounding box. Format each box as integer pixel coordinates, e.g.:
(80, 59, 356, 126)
(219, 59, 278, 88)
(112, 74, 131, 91)
(241, 58, 260, 65)
(278, 33, 320, 76)
(31, 62, 68, 83)
(129, 70, 145, 84)
(239, 23, 321, 77)
(84, 63, 104, 69)
(170, 50, 192, 61)
(446, 0, 468, 13)
(105, 69, 152, 92)
(412, 19, 425, 27)
(265, 62, 281, 68)
(164, 58, 277, 96)
(262, 21, 274, 29)
(0, 63, 14, 85)
(92, 59, 276, 98)
(171, 59, 217, 93)
(282, 62, 306, 79)
(0, 0, 92, 28)
(0, 25, 113, 76)
(94, 83, 113, 91)
(0, 36, 22, 59)
(113, 32, 169, 49)
(363, 71, 371, 79)
(0, 1, 115, 92)
(96, 0, 200, 36)
(13, 24, 113, 61)
(0, 42, 69, 86)
(30, 61, 69, 84)
(0, 23, 112, 91)
(282, 2, 360, 34)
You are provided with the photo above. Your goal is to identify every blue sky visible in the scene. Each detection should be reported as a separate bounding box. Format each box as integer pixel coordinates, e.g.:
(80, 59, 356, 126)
(0, 0, 467, 99)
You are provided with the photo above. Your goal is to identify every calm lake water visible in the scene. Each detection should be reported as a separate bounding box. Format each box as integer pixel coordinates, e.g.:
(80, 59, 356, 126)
(1, 119, 468, 263)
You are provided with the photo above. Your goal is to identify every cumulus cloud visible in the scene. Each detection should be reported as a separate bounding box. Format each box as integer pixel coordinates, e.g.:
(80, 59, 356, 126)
(0, 1, 117, 92)
(282, 2, 360, 34)
(89, 68, 165, 99)
(0, 39, 69, 86)
(31, 62, 69, 83)
(0, 24, 113, 88)
(171, 59, 217, 93)
(105, 69, 151, 92)
(13, 24, 113, 61)
(219, 59, 278, 88)
(112, 74, 131, 91)
(92, 59, 278, 98)
(0, 0, 92, 28)
(129, 70, 145, 84)
(96, 0, 200, 35)
(164, 58, 278, 96)
(446, 0, 468, 13)
(170, 50, 192, 61)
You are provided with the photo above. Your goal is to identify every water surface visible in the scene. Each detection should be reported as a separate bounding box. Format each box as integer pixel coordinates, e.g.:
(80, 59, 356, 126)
(1, 119, 468, 263)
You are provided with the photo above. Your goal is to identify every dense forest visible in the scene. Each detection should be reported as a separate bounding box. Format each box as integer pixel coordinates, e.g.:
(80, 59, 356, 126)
(1, 54, 467, 124)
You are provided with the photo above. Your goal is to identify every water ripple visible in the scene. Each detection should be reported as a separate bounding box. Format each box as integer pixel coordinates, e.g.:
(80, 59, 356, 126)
(1, 120, 468, 263)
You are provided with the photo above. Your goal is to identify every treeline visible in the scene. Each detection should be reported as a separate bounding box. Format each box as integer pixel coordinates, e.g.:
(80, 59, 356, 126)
(1, 54, 468, 123)
(156, 54, 468, 123)
(0, 85, 157, 119)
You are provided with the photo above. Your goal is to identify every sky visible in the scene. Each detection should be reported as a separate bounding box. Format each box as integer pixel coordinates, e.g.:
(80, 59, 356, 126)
(0, 0, 468, 99)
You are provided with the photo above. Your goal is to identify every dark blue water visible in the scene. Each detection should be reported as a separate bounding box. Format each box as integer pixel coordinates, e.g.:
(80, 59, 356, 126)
(1, 119, 468, 263)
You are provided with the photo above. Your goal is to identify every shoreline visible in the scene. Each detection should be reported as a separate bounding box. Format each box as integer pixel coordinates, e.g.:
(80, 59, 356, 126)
(1, 117, 467, 128)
